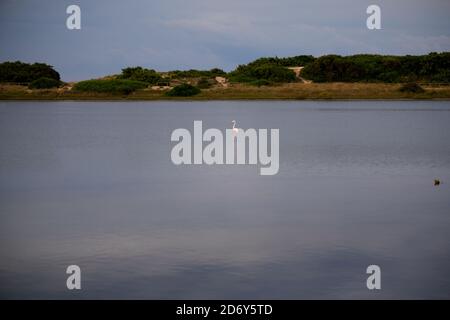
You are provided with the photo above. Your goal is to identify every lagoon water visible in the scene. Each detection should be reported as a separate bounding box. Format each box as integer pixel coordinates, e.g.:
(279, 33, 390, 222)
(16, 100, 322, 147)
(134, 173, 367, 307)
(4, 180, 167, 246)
(0, 100, 450, 299)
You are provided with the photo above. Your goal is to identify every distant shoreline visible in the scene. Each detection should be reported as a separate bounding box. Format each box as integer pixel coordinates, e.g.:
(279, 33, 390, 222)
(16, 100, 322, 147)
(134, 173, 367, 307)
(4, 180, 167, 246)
(1, 82, 450, 101)
(2, 53, 450, 101)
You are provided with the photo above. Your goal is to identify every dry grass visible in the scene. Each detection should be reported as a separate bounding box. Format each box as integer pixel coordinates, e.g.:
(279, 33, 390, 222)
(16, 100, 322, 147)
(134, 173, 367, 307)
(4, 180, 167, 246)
(1, 82, 450, 100)
(194, 83, 450, 100)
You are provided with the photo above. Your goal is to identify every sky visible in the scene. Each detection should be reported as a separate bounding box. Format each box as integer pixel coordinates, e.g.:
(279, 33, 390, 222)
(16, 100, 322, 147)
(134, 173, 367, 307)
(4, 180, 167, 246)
(1, 0, 449, 81)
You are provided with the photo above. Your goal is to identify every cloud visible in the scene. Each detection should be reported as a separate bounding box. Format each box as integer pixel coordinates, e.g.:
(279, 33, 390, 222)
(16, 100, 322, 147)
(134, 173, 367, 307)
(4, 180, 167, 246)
(1, 0, 449, 80)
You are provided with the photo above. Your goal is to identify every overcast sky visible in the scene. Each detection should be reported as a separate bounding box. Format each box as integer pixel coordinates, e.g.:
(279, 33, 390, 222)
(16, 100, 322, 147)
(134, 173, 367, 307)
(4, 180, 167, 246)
(1, 0, 449, 81)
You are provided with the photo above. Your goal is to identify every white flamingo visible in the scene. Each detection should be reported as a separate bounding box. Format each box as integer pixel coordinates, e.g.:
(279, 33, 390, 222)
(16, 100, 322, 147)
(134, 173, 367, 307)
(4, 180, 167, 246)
(232, 120, 239, 136)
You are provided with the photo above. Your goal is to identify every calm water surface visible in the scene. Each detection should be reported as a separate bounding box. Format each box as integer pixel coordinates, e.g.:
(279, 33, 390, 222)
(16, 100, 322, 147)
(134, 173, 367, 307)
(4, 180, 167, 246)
(0, 101, 449, 299)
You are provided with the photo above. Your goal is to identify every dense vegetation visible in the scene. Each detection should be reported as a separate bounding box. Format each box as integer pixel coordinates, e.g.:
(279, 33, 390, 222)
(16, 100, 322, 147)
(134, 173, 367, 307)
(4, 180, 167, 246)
(228, 55, 314, 83)
(241, 55, 315, 68)
(165, 84, 201, 97)
(301, 53, 450, 83)
(74, 79, 147, 94)
(168, 68, 226, 79)
(3, 52, 449, 95)
(0, 61, 60, 84)
(229, 64, 296, 83)
(28, 77, 61, 89)
(117, 66, 226, 85)
(118, 67, 161, 84)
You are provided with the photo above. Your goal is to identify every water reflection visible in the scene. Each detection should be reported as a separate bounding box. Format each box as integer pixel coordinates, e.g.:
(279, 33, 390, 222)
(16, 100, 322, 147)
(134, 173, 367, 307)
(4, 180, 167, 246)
(0, 101, 449, 299)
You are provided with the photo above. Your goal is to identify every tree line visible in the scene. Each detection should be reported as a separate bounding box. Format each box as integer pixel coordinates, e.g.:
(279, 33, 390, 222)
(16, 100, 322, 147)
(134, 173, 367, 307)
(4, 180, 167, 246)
(301, 53, 450, 83)
(1, 52, 449, 88)
(0, 61, 60, 84)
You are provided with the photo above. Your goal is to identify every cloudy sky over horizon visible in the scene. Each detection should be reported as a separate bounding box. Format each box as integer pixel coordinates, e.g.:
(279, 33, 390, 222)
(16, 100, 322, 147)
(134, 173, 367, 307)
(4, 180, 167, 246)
(1, 0, 449, 81)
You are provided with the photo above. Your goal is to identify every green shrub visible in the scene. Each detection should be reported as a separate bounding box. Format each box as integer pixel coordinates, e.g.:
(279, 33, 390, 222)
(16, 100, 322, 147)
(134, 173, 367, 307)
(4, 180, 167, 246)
(228, 55, 314, 84)
(430, 70, 450, 83)
(74, 79, 147, 94)
(399, 82, 425, 93)
(227, 74, 255, 83)
(118, 67, 161, 84)
(229, 64, 296, 83)
(28, 77, 61, 89)
(301, 55, 366, 82)
(251, 65, 296, 82)
(209, 68, 227, 76)
(301, 53, 450, 83)
(238, 56, 315, 69)
(165, 83, 201, 97)
(169, 68, 226, 79)
(277, 55, 315, 67)
(0, 61, 60, 84)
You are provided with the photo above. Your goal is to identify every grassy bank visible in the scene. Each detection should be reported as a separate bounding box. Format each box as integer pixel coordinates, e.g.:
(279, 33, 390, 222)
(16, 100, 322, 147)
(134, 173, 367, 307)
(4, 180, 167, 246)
(1, 83, 450, 101)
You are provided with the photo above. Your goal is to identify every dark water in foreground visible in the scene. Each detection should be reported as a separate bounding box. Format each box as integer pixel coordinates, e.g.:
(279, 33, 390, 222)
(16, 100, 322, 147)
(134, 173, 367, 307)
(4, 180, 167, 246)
(0, 100, 449, 299)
